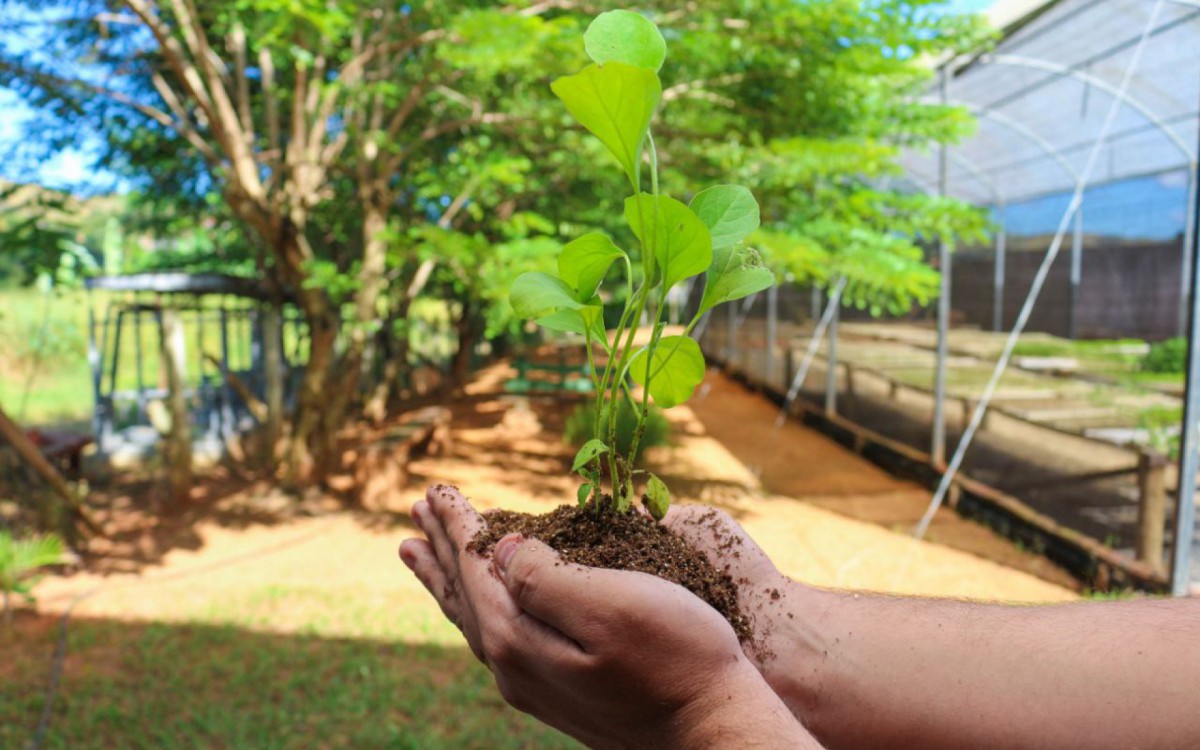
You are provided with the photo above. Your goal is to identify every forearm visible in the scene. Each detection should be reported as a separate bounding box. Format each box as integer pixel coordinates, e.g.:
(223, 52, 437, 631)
(773, 584, 1200, 750)
(666, 661, 824, 750)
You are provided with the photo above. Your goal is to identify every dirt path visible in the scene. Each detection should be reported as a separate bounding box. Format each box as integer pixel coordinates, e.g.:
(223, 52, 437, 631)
(36, 361, 1073, 632)
(686, 369, 1081, 591)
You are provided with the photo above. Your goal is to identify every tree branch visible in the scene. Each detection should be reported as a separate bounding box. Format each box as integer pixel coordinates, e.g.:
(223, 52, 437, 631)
(228, 23, 256, 148)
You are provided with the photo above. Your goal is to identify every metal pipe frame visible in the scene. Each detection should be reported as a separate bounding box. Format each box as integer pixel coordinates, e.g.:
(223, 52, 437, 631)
(1068, 205, 1083, 340)
(1171, 105, 1200, 596)
(766, 284, 778, 385)
(825, 301, 839, 416)
(993, 202, 1008, 332)
(1181, 166, 1199, 336)
(979, 54, 1195, 164)
(915, 0, 1167, 541)
(932, 66, 952, 467)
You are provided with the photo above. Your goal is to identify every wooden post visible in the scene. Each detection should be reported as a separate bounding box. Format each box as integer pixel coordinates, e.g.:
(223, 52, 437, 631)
(784, 347, 795, 395)
(0, 406, 99, 534)
(1136, 450, 1168, 573)
(159, 309, 192, 503)
(261, 304, 285, 463)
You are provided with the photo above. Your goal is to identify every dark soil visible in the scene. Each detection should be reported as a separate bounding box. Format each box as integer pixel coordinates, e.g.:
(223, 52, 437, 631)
(469, 503, 752, 643)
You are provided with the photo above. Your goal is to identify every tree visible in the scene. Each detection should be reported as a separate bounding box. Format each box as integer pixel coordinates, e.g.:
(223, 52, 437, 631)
(1, 0, 572, 480)
(1, 0, 990, 479)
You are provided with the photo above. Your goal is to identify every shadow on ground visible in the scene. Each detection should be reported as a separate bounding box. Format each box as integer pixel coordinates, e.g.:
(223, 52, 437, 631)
(0, 614, 577, 750)
(76, 378, 579, 574)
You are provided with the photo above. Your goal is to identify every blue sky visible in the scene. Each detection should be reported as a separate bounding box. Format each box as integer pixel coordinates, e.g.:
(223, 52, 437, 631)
(13, 0, 1187, 243)
(0, 1, 998, 193)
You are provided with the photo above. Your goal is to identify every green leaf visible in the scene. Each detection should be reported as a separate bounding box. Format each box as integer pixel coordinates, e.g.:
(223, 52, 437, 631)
(572, 439, 609, 472)
(699, 246, 775, 314)
(537, 305, 605, 340)
(510, 272, 581, 319)
(558, 232, 625, 301)
(584, 10, 667, 72)
(551, 63, 661, 188)
(579, 305, 608, 343)
(577, 482, 594, 507)
(624, 193, 712, 290)
(644, 473, 670, 520)
(628, 335, 706, 408)
(690, 185, 760, 249)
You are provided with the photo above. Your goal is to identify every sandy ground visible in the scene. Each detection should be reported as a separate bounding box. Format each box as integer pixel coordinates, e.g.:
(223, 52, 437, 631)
(34, 360, 1073, 637)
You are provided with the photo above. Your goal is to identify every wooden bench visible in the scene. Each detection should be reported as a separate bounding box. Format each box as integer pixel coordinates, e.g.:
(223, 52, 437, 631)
(26, 430, 93, 476)
(355, 406, 452, 511)
(505, 355, 593, 395)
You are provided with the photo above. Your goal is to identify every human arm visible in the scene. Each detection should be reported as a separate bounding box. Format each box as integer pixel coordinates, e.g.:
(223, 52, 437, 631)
(399, 486, 822, 750)
(666, 505, 1200, 750)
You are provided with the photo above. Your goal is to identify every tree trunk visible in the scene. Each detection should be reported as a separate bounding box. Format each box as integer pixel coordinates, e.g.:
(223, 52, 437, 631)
(284, 308, 338, 486)
(159, 308, 192, 502)
(261, 304, 285, 467)
(450, 302, 483, 388)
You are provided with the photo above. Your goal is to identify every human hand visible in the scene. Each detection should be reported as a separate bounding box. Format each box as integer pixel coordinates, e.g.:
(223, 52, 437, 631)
(399, 485, 819, 750)
(662, 504, 822, 718)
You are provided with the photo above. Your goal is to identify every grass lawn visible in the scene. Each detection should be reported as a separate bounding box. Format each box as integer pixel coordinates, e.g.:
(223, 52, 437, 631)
(1, 615, 577, 749)
(0, 287, 94, 426)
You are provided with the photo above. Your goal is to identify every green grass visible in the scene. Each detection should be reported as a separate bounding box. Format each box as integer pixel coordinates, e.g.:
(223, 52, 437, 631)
(1, 617, 578, 749)
(0, 287, 93, 426)
(1, 575, 580, 749)
(0, 287, 458, 429)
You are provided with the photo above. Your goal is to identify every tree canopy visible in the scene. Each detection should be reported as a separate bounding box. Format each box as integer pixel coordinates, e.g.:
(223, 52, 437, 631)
(0, 0, 991, 477)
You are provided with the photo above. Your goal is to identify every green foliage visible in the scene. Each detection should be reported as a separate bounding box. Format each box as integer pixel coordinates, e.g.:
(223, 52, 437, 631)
(1139, 405, 1182, 460)
(643, 474, 670, 521)
(557, 233, 627, 302)
(690, 185, 761, 250)
(512, 11, 773, 518)
(624, 193, 712, 289)
(563, 400, 671, 466)
(0, 530, 66, 620)
(628, 336, 706, 409)
(584, 10, 667, 72)
(550, 63, 662, 189)
(699, 245, 775, 315)
(1142, 338, 1187, 375)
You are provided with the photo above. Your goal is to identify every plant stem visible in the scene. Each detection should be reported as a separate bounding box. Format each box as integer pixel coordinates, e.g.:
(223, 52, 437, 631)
(627, 133, 664, 472)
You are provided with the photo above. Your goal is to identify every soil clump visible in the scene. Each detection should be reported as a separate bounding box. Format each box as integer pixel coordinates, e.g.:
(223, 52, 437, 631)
(470, 503, 752, 642)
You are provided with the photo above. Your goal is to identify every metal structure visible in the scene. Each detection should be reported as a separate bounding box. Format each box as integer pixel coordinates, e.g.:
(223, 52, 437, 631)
(903, 0, 1200, 593)
(703, 0, 1200, 593)
(84, 273, 304, 463)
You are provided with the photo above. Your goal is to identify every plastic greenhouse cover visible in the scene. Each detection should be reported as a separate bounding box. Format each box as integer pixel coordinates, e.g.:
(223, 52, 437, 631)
(899, 0, 1199, 206)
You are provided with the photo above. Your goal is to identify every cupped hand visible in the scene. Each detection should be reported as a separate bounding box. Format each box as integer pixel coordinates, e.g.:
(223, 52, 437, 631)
(662, 504, 820, 716)
(399, 486, 817, 750)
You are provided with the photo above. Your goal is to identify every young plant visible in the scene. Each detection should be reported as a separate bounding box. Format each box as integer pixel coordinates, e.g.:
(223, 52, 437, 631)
(509, 10, 773, 520)
(0, 529, 67, 623)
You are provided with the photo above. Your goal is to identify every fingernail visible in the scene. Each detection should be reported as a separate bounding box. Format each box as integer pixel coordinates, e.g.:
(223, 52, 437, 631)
(494, 535, 523, 577)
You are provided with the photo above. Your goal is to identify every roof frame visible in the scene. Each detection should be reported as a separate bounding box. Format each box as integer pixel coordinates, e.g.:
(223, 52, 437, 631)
(978, 52, 1196, 164)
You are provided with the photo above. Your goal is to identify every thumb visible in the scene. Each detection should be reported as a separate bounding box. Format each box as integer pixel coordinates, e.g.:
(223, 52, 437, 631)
(494, 533, 617, 638)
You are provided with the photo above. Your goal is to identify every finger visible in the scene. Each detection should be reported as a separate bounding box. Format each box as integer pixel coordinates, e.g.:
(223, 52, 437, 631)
(399, 538, 463, 628)
(412, 499, 459, 577)
(425, 484, 487, 556)
(495, 535, 726, 650)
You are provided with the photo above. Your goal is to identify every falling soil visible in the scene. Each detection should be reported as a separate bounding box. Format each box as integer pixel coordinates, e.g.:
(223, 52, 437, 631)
(469, 502, 752, 643)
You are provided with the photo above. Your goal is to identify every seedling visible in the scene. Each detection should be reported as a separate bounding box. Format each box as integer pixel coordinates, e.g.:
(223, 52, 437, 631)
(509, 10, 773, 520)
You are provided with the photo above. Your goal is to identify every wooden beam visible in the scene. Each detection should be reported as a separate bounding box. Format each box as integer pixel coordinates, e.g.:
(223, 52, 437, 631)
(0, 406, 100, 534)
